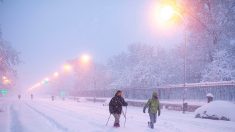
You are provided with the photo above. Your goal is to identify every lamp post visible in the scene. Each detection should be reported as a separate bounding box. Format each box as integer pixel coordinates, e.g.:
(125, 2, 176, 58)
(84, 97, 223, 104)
(158, 5, 187, 112)
(80, 54, 97, 102)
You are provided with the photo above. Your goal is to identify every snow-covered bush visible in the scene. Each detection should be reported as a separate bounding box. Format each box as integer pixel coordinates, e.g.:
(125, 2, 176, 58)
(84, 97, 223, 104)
(195, 101, 235, 121)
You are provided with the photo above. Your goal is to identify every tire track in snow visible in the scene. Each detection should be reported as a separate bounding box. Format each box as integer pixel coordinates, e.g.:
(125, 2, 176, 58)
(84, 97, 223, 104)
(25, 103, 68, 132)
(10, 105, 23, 132)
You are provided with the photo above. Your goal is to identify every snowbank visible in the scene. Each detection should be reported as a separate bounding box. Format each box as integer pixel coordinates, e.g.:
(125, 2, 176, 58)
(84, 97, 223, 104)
(195, 101, 235, 121)
(103, 98, 111, 106)
(78, 97, 87, 102)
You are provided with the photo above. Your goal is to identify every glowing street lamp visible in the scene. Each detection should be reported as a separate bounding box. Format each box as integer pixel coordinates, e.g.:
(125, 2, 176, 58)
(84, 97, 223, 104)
(63, 64, 72, 72)
(3, 79, 11, 85)
(159, 5, 175, 22)
(53, 72, 59, 77)
(80, 54, 91, 64)
(2, 76, 7, 80)
(80, 54, 97, 102)
(157, 4, 188, 113)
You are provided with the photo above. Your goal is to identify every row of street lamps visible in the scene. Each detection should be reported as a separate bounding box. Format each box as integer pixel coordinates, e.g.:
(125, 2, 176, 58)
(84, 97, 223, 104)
(28, 1, 189, 107)
(0, 76, 11, 96)
(28, 54, 92, 92)
(1, 76, 11, 85)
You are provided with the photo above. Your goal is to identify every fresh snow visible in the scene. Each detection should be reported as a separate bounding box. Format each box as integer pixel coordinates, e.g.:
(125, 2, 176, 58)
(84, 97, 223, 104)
(0, 97, 235, 132)
(195, 101, 235, 121)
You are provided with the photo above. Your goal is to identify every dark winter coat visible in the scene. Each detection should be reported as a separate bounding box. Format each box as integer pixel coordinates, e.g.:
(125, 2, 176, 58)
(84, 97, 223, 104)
(109, 95, 128, 114)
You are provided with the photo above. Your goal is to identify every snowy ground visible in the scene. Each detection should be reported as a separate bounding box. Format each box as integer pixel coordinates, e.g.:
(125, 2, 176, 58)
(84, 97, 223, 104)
(0, 97, 235, 132)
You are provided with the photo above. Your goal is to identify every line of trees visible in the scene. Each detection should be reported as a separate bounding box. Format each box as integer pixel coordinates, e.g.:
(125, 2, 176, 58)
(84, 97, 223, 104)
(183, 0, 235, 82)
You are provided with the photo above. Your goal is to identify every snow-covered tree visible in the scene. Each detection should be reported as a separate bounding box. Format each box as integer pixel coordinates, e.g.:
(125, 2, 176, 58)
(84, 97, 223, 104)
(202, 49, 235, 82)
(175, 0, 235, 82)
(0, 30, 20, 79)
(107, 43, 185, 90)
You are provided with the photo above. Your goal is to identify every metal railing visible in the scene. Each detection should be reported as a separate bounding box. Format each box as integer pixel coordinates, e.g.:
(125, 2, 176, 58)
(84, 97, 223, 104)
(75, 81, 235, 102)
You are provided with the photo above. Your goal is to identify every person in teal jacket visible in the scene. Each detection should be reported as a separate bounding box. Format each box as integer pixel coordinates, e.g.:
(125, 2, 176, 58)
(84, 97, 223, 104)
(143, 92, 161, 129)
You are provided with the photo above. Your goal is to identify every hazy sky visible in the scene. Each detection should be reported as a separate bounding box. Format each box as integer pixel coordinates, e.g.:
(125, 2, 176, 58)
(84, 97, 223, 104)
(0, 0, 181, 91)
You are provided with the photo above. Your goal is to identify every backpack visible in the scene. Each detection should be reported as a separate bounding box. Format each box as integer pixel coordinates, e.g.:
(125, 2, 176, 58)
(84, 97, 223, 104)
(148, 99, 159, 113)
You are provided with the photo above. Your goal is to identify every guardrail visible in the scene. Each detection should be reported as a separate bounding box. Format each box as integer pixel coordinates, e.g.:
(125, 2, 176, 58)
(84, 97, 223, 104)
(66, 96, 202, 112)
(75, 81, 235, 101)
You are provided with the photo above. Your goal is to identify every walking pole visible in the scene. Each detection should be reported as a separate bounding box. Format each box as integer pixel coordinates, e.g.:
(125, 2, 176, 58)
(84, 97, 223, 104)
(105, 114, 111, 126)
(123, 106, 127, 127)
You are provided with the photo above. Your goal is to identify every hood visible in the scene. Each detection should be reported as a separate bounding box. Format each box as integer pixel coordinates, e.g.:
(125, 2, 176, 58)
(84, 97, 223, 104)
(152, 92, 158, 99)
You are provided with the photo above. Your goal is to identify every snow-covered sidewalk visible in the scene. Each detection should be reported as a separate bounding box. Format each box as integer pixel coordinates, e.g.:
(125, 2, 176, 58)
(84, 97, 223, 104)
(0, 98, 235, 132)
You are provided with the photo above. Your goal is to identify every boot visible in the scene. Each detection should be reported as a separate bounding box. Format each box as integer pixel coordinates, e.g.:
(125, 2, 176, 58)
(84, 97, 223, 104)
(114, 123, 120, 128)
(116, 123, 120, 127)
(150, 122, 154, 129)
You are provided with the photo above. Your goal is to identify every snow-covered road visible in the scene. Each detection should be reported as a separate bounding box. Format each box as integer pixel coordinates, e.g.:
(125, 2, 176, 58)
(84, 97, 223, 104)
(0, 98, 235, 132)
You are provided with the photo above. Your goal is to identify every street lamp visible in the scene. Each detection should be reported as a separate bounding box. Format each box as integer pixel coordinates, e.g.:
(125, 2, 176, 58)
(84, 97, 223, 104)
(80, 54, 91, 64)
(3, 79, 11, 85)
(53, 72, 59, 78)
(79, 54, 97, 102)
(158, 4, 187, 112)
(159, 5, 175, 23)
(2, 76, 11, 85)
(63, 64, 72, 72)
(2, 76, 7, 80)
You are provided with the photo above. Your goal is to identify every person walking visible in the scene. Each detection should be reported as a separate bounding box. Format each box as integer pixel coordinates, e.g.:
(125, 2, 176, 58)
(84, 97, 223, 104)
(143, 92, 161, 129)
(18, 94, 21, 100)
(109, 90, 128, 127)
(31, 94, 34, 100)
(51, 95, 55, 101)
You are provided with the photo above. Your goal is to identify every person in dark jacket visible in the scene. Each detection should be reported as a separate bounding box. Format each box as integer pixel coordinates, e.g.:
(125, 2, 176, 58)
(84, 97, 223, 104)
(109, 90, 128, 127)
(143, 92, 160, 129)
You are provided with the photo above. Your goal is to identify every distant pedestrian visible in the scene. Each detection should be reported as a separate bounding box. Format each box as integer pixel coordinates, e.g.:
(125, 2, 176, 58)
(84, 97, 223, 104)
(31, 94, 34, 100)
(109, 90, 128, 127)
(143, 92, 160, 129)
(18, 94, 21, 100)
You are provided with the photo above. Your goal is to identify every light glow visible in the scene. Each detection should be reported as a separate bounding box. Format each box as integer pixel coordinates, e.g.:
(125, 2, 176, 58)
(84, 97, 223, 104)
(63, 64, 72, 72)
(3, 79, 11, 85)
(80, 54, 91, 64)
(159, 5, 175, 22)
(53, 72, 59, 77)
(2, 76, 7, 80)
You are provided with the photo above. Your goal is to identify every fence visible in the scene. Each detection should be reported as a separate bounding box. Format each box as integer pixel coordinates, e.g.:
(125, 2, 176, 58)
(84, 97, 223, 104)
(75, 81, 235, 102)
